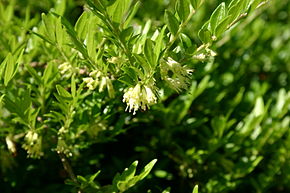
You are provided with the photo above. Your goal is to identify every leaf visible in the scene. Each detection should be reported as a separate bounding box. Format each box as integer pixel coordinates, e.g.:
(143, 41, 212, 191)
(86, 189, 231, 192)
(3, 53, 14, 86)
(42, 13, 56, 42)
(0, 94, 5, 105)
(87, 16, 97, 60)
(32, 31, 55, 45)
(136, 159, 157, 181)
(209, 2, 226, 34)
(215, 15, 231, 37)
(54, 0, 66, 16)
(107, 0, 132, 25)
(71, 75, 76, 98)
(192, 185, 199, 193)
(43, 62, 58, 86)
(55, 17, 64, 46)
(211, 116, 226, 138)
(56, 85, 73, 101)
(113, 161, 138, 191)
(164, 10, 179, 35)
(58, 14, 89, 59)
(198, 21, 212, 43)
(3, 49, 23, 86)
(75, 11, 89, 40)
(123, 1, 141, 28)
(144, 39, 155, 67)
(190, 0, 204, 10)
(112, 159, 157, 192)
(181, 33, 192, 47)
(89, 171, 101, 182)
(228, 0, 245, 24)
(154, 26, 166, 63)
(253, 97, 264, 117)
(122, 66, 138, 82)
(176, 0, 190, 21)
(25, 63, 42, 85)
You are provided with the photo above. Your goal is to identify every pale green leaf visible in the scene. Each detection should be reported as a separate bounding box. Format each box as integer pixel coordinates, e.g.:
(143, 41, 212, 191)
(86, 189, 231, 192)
(164, 10, 179, 35)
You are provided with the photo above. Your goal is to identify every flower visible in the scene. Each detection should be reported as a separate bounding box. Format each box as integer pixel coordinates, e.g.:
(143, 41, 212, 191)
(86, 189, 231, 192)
(58, 62, 74, 78)
(22, 130, 43, 158)
(83, 70, 115, 97)
(123, 84, 157, 115)
(83, 77, 98, 90)
(160, 57, 193, 92)
(5, 136, 16, 154)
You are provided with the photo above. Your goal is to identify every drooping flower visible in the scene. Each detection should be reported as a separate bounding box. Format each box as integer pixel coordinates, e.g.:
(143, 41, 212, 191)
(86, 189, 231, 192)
(22, 130, 43, 158)
(83, 70, 115, 98)
(160, 57, 194, 92)
(123, 84, 157, 115)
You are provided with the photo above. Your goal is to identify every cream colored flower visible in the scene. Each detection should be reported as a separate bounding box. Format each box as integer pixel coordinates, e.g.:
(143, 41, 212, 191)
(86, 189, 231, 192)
(22, 130, 43, 158)
(160, 57, 193, 92)
(5, 136, 16, 154)
(83, 77, 98, 90)
(123, 84, 157, 115)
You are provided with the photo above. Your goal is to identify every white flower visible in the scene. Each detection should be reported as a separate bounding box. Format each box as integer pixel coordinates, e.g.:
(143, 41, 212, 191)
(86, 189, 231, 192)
(160, 57, 193, 92)
(123, 84, 157, 115)
(58, 62, 74, 78)
(83, 77, 98, 90)
(22, 130, 43, 158)
(5, 136, 16, 154)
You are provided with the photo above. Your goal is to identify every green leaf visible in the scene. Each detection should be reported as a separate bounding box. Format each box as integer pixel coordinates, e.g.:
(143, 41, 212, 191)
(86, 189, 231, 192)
(55, 17, 64, 46)
(164, 10, 179, 35)
(211, 116, 226, 138)
(154, 26, 166, 63)
(180, 33, 192, 47)
(209, 2, 226, 34)
(75, 11, 89, 40)
(123, 1, 141, 28)
(215, 15, 231, 37)
(71, 75, 76, 98)
(32, 31, 55, 45)
(54, 0, 66, 16)
(0, 94, 5, 105)
(144, 39, 155, 68)
(107, 0, 132, 25)
(87, 16, 97, 60)
(198, 21, 212, 43)
(122, 66, 138, 82)
(43, 62, 58, 86)
(190, 0, 204, 10)
(228, 0, 245, 24)
(42, 13, 56, 42)
(58, 14, 89, 59)
(3, 49, 23, 86)
(56, 85, 72, 100)
(192, 185, 199, 193)
(25, 63, 43, 85)
(89, 171, 101, 182)
(136, 159, 157, 181)
(176, 0, 190, 21)
(3, 53, 14, 86)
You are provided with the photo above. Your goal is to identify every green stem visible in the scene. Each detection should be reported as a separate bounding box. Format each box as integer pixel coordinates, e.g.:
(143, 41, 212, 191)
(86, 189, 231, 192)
(164, 9, 196, 56)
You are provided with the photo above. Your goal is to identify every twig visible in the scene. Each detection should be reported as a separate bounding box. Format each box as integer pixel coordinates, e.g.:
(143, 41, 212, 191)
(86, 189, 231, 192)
(58, 152, 78, 184)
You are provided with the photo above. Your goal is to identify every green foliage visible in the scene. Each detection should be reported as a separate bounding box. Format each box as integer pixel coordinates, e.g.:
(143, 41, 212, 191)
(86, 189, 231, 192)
(0, 0, 289, 193)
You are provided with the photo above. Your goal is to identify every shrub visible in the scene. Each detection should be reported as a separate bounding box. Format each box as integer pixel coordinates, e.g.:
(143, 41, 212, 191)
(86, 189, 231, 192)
(0, 0, 289, 192)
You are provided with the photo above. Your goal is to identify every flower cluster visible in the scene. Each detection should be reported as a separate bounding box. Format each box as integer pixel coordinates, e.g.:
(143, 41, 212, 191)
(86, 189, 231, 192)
(123, 83, 157, 115)
(83, 70, 115, 98)
(160, 57, 194, 92)
(22, 130, 43, 158)
(58, 62, 74, 78)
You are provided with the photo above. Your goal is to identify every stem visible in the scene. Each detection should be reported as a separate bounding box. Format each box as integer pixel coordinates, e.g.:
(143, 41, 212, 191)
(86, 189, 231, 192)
(164, 9, 196, 56)
(58, 152, 78, 184)
(101, 10, 135, 66)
